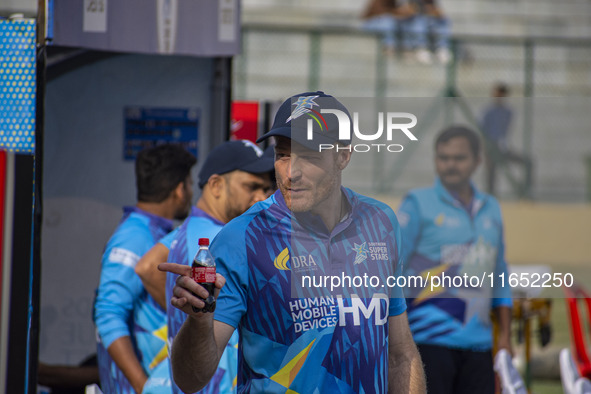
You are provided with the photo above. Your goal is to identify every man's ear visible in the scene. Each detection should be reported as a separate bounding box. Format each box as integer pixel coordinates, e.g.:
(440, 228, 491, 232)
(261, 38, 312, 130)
(207, 174, 224, 198)
(172, 181, 185, 200)
(475, 153, 482, 169)
(336, 149, 352, 171)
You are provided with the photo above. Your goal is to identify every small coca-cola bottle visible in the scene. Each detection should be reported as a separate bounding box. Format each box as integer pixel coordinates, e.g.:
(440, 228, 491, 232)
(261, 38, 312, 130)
(191, 238, 216, 313)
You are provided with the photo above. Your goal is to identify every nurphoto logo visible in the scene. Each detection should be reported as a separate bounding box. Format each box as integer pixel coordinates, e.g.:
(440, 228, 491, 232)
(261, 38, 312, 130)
(289, 95, 419, 153)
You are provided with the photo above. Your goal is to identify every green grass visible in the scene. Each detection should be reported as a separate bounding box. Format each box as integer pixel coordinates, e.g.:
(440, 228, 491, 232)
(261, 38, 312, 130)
(531, 380, 564, 394)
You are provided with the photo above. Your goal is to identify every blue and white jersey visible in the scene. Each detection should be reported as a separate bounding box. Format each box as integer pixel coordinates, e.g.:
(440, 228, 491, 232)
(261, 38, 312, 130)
(397, 178, 512, 351)
(166, 207, 239, 394)
(210, 188, 406, 393)
(94, 206, 173, 393)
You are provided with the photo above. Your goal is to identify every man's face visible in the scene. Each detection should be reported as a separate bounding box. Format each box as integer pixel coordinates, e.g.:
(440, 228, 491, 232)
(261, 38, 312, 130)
(435, 137, 480, 191)
(174, 174, 194, 220)
(274, 136, 349, 213)
(493, 87, 507, 104)
(221, 170, 271, 221)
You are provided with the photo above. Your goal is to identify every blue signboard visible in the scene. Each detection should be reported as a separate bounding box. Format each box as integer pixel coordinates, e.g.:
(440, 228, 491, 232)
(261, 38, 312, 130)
(123, 106, 199, 160)
(0, 18, 36, 154)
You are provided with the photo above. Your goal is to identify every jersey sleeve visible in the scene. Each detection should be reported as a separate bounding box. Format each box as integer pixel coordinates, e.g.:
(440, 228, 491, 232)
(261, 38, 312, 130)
(383, 205, 407, 317)
(492, 217, 512, 308)
(158, 227, 179, 250)
(94, 225, 154, 348)
(397, 195, 422, 270)
(210, 225, 250, 329)
(481, 107, 492, 135)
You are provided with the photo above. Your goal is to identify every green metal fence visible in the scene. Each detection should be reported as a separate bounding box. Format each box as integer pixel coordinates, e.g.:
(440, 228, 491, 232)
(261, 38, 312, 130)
(234, 24, 591, 201)
(235, 23, 591, 100)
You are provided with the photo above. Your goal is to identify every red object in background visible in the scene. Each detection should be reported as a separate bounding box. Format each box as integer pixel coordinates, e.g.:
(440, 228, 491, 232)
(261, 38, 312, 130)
(231, 101, 259, 144)
(564, 284, 591, 378)
(0, 150, 6, 307)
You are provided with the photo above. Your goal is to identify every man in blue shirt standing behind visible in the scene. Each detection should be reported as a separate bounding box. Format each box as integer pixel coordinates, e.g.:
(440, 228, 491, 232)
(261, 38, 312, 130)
(135, 140, 274, 394)
(398, 125, 513, 394)
(94, 144, 196, 393)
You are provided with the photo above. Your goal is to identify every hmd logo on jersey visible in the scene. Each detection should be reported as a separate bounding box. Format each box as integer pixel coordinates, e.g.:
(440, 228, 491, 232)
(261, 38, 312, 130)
(337, 294, 389, 326)
(310, 110, 418, 153)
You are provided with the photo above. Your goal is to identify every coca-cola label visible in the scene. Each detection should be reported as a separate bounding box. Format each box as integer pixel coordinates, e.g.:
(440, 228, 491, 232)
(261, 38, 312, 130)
(192, 266, 216, 283)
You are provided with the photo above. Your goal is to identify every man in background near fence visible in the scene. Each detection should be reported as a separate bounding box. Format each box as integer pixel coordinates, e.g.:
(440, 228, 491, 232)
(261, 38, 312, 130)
(397, 125, 513, 394)
(93, 144, 196, 394)
(480, 82, 533, 197)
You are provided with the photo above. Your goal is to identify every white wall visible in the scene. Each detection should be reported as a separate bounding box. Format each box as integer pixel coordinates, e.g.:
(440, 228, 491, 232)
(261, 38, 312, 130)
(0, 0, 37, 16)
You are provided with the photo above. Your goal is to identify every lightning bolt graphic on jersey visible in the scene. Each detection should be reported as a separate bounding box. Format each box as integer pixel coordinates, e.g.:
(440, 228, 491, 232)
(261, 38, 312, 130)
(286, 96, 320, 122)
(352, 242, 369, 265)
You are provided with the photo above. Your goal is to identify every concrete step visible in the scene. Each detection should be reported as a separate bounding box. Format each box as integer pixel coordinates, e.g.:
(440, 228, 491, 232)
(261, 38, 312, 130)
(244, 0, 591, 17)
(238, 50, 591, 97)
(242, 0, 591, 38)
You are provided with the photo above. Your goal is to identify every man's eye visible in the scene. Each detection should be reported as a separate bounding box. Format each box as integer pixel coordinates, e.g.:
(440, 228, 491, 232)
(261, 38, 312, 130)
(302, 155, 320, 161)
(248, 184, 262, 192)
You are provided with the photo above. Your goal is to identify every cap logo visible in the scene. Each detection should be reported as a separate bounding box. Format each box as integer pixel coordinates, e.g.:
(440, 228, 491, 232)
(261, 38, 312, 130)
(286, 96, 328, 132)
(241, 139, 264, 157)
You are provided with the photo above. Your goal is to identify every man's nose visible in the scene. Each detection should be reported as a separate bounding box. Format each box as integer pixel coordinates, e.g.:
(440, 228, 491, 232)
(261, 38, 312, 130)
(288, 158, 302, 180)
(252, 189, 267, 204)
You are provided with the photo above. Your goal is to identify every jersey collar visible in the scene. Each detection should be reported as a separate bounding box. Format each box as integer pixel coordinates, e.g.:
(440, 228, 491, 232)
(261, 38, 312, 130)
(434, 178, 487, 217)
(189, 206, 225, 227)
(273, 187, 355, 236)
(123, 206, 174, 232)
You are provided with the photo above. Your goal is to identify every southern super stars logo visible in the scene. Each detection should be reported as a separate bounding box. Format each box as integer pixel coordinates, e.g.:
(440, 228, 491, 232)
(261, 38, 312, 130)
(352, 242, 369, 265)
(286, 95, 328, 131)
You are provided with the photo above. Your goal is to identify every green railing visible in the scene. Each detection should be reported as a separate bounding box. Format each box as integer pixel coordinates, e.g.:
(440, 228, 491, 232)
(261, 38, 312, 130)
(237, 23, 591, 99)
(235, 24, 591, 200)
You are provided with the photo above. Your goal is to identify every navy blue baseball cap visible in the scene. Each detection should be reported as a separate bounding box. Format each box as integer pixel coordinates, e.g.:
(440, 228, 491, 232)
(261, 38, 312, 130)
(198, 140, 275, 188)
(256, 91, 352, 149)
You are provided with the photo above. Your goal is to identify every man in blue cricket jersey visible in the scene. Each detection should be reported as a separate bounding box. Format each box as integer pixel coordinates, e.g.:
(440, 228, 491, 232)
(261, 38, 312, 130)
(93, 144, 196, 394)
(135, 140, 274, 394)
(397, 125, 512, 394)
(160, 92, 426, 393)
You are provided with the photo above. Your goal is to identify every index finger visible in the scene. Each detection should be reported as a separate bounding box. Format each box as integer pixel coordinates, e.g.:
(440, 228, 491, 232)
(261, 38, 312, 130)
(158, 262, 192, 276)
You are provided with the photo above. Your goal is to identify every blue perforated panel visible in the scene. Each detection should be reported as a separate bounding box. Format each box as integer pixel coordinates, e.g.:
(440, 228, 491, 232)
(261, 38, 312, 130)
(0, 19, 36, 154)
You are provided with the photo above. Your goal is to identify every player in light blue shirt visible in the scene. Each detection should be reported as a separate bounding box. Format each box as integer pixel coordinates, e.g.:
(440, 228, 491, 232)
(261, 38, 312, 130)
(136, 140, 274, 394)
(398, 125, 512, 394)
(94, 144, 196, 394)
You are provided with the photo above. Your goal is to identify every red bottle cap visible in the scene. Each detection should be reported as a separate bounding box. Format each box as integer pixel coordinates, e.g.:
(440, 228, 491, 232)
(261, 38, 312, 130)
(198, 238, 209, 246)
